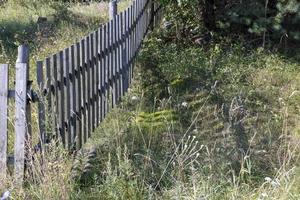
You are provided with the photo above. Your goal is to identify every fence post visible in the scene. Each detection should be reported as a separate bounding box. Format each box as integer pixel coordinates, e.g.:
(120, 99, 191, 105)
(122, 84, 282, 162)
(109, 0, 117, 20)
(0, 64, 9, 181)
(14, 45, 31, 184)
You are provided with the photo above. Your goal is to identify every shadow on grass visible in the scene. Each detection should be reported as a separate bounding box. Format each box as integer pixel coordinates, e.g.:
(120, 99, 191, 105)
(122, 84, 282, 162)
(0, 20, 37, 63)
(0, 6, 106, 64)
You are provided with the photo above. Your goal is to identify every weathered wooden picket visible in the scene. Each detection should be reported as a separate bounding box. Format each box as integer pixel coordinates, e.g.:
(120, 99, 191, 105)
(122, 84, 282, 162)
(0, 45, 33, 184)
(0, 0, 162, 184)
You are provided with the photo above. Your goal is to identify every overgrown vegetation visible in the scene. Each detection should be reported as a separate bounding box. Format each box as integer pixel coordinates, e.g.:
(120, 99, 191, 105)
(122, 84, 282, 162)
(1, 0, 300, 199)
(158, 0, 300, 46)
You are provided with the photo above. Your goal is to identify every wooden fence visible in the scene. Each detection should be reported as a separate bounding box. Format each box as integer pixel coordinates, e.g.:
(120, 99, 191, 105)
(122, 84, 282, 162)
(0, 0, 162, 183)
(0, 46, 33, 184)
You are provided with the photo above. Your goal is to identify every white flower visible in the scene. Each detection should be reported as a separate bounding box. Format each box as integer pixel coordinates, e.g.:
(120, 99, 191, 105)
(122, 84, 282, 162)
(261, 193, 268, 197)
(131, 96, 139, 101)
(264, 177, 272, 182)
(257, 192, 268, 200)
(181, 101, 188, 107)
(1, 191, 10, 200)
(271, 179, 280, 188)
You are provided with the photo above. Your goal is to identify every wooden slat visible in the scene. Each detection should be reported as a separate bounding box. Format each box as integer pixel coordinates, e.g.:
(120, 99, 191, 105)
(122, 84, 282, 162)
(143, 0, 146, 36)
(142, 0, 145, 38)
(14, 45, 31, 184)
(125, 7, 130, 93)
(85, 35, 92, 138)
(14, 62, 28, 183)
(102, 24, 108, 119)
(45, 57, 51, 137)
(144, 0, 147, 33)
(144, 0, 148, 39)
(95, 29, 100, 126)
(112, 15, 117, 107)
(124, 10, 128, 95)
(117, 14, 122, 102)
(57, 51, 65, 146)
(135, 0, 139, 71)
(100, 25, 105, 121)
(120, 12, 125, 97)
(129, 4, 133, 84)
(134, 0, 138, 56)
(75, 42, 82, 150)
(97, 27, 102, 123)
(147, 0, 150, 34)
(50, 54, 59, 138)
(89, 33, 95, 133)
(63, 48, 71, 149)
(149, 0, 151, 30)
(45, 57, 51, 110)
(106, 22, 111, 113)
(36, 61, 46, 145)
(145, 1, 148, 34)
(136, 0, 140, 56)
(81, 38, 87, 143)
(140, 0, 146, 37)
(114, 15, 119, 104)
(139, 0, 143, 49)
(109, 18, 114, 108)
(69, 45, 76, 150)
(0, 64, 8, 181)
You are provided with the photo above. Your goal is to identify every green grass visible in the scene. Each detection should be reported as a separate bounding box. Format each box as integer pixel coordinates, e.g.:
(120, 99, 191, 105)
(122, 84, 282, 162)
(1, 1, 300, 199)
(64, 36, 300, 199)
(70, 35, 300, 199)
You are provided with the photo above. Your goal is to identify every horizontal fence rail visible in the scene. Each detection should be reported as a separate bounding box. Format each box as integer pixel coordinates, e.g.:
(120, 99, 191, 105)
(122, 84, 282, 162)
(0, 0, 162, 184)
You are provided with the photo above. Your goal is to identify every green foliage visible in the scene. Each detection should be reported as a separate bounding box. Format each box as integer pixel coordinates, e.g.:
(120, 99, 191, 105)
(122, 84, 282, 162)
(158, 0, 300, 44)
(227, 0, 300, 40)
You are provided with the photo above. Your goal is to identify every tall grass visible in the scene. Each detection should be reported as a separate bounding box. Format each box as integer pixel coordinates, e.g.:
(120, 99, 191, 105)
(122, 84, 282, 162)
(1, 1, 300, 199)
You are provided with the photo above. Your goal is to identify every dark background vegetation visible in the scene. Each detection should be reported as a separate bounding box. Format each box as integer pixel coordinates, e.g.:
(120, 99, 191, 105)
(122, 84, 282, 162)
(159, 0, 300, 47)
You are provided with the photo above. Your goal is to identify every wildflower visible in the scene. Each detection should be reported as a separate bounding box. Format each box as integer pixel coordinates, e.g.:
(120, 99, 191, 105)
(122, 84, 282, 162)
(264, 177, 272, 182)
(271, 179, 280, 188)
(0, 191, 10, 200)
(257, 192, 268, 200)
(261, 193, 268, 197)
(181, 101, 188, 107)
(131, 96, 139, 101)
